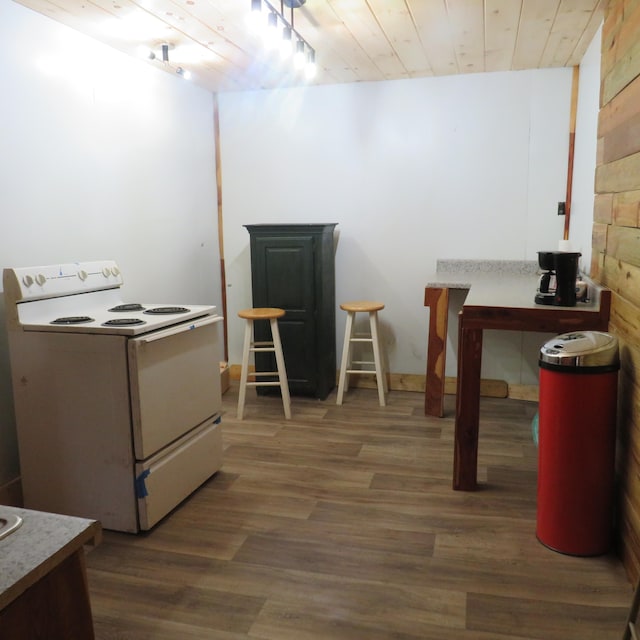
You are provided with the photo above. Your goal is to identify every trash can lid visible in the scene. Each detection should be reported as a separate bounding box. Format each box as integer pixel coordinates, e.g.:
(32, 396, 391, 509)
(539, 331, 619, 369)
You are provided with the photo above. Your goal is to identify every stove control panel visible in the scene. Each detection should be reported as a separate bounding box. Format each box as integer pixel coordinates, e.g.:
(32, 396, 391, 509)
(4, 260, 124, 302)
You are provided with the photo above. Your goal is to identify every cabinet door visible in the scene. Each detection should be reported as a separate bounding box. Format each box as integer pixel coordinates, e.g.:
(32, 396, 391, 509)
(252, 235, 318, 395)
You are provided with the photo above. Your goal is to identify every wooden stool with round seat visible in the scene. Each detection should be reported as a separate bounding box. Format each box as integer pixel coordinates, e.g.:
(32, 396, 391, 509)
(237, 307, 291, 420)
(336, 300, 388, 406)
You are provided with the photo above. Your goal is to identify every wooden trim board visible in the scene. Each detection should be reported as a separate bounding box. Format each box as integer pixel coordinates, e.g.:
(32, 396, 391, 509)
(229, 364, 529, 400)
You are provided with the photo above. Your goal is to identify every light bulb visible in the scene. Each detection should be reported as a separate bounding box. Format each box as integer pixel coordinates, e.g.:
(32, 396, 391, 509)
(293, 40, 305, 69)
(305, 50, 316, 79)
(137, 45, 155, 60)
(263, 11, 279, 50)
(280, 26, 293, 58)
(246, 0, 263, 34)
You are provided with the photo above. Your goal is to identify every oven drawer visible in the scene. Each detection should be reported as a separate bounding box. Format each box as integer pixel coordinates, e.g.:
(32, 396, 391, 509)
(128, 316, 222, 459)
(135, 418, 223, 530)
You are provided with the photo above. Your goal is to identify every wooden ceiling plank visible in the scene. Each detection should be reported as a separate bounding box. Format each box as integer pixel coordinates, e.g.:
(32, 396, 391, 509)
(539, 0, 601, 67)
(407, 0, 458, 76)
(444, 0, 486, 74)
(326, 0, 408, 80)
(284, 2, 383, 84)
(484, 0, 522, 72)
(565, 0, 606, 66)
(512, 0, 560, 69)
(364, 0, 434, 77)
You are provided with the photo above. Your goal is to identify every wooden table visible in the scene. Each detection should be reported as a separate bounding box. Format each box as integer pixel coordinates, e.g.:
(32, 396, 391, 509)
(424, 273, 611, 491)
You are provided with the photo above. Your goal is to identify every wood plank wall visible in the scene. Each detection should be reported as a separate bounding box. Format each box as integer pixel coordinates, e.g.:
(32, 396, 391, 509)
(596, 0, 640, 583)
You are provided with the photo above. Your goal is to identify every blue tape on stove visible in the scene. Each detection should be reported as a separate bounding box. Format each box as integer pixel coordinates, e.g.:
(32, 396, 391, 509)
(135, 469, 150, 498)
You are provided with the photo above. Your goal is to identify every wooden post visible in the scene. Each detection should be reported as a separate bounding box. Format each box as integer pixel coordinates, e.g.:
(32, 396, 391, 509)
(564, 65, 580, 241)
(424, 287, 449, 417)
(213, 94, 228, 363)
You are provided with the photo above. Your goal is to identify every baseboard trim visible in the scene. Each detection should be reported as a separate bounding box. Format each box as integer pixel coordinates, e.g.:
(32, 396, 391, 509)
(229, 365, 539, 401)
(507, 384, 540, 402)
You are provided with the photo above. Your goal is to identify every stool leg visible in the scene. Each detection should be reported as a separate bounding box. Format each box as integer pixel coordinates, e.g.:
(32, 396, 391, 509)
(237, 318, 253, 420)
(336, 311, 354, 405)
(270, 318, 291, 420)
(370, 310, 387, 406)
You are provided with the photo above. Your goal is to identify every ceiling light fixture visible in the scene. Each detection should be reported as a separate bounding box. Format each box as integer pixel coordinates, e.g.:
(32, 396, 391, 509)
(140, 42, 191, 81)
(249, 0, 317, 80)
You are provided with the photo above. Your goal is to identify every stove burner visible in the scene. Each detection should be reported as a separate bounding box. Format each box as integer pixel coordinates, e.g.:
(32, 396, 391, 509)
(51, 316, 95, 325)
(102, 318, 147, 327)
(144, 306, 190, 315)
(109, 304, 146, 312)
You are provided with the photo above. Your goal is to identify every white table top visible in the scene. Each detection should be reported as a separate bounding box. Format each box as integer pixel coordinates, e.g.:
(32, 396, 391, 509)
(427, 271, 602, 311)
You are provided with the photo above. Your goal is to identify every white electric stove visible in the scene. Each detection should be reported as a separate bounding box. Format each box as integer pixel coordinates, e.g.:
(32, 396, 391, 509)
(3, 260, 224, 532)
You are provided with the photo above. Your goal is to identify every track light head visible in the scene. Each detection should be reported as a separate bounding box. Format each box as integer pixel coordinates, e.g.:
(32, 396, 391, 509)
(249, 0, 317, 82)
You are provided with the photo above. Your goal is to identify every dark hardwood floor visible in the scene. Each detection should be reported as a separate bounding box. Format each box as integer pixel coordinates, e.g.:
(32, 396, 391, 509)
(86, 385, 632, 639)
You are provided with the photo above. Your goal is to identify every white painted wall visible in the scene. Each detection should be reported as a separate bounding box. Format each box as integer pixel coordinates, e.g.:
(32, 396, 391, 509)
(570, 24, 603, 273)
(219, 68, 572, 382)
(0, 1, 220, 487)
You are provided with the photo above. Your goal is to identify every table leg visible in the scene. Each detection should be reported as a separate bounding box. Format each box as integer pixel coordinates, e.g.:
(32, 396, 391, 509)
(453, 313, 482, 491)
(424, 287, 449, 417)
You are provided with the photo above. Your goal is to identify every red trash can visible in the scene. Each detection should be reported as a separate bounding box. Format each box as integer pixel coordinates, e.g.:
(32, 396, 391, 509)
(536, 331, 619, 556)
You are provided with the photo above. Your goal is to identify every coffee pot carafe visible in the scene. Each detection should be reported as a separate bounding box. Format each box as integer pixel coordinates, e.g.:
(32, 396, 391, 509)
(535, 251, 556, 305)
(535, 251, 581, 306)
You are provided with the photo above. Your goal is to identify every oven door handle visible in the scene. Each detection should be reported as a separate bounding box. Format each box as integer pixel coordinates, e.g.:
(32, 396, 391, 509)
(138, 314, 223, 343)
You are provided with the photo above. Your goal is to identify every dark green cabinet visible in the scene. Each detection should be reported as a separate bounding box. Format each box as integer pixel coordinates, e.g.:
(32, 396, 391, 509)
(245, 223, 337, 399)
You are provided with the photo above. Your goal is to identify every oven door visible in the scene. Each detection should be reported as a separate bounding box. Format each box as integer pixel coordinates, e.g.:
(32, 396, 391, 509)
(128, 314, 223, 460)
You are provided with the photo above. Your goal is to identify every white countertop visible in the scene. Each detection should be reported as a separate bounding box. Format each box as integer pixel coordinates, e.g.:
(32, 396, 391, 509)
(426, 260, 602, 312)
(0, 506, 100, 610)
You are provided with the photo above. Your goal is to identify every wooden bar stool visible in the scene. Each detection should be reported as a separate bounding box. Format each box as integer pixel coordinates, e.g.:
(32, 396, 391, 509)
(336, 300, 388, 406)
(237, 307, 291, 420)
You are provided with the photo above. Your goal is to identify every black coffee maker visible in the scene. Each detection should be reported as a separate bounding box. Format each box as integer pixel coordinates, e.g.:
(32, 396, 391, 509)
(535, 251, 581, 306)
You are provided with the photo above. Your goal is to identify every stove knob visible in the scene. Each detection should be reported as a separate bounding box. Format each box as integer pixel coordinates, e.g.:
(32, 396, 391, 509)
(78, 270, 88, 281)
(35, 274, 46, 286)
(22, 275, 34, 287)
(102, 267, 111, 278)
(110, 266, 120, 277)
